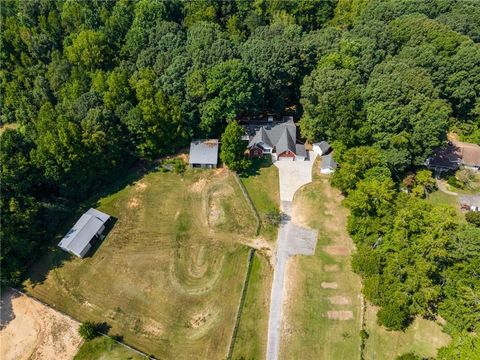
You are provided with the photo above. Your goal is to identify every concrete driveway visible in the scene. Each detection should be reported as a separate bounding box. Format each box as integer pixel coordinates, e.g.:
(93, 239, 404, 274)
(266, 152, 318, 360)
(274, 152, 317, 202)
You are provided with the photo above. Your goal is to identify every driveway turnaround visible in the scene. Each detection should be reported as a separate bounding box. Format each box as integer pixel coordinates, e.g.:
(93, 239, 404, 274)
(266, 152, 318, 360)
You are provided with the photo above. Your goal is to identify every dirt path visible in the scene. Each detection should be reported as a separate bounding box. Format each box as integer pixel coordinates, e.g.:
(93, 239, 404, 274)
(435, 178, 458, 196)
(0, 289, 82, 360)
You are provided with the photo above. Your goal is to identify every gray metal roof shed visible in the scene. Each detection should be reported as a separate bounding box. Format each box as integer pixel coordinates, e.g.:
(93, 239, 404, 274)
(58, 208, 110, 258)
(189, 139, 219, 166)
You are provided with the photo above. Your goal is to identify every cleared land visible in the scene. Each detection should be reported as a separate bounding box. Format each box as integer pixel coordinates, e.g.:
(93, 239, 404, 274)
(280, 174, 363, 360)
(231, 253, 273, 360)
(364, 305, 450, 359)
(24, 168, 256, 359)
(0, 289, 82, 360)
(240, 157, 280, 242)
(74, 337, 145, 360)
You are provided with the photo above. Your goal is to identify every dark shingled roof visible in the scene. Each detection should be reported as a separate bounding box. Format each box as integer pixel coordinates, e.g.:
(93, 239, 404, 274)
(321, 153, 338, 170)
(314, 141, 331, 153)
(248, 119, 298, 154)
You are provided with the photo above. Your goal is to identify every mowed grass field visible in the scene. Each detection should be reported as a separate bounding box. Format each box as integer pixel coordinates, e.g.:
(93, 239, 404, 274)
(240, 157, 280, 242)
(231, 253, 273, 360)
(364, 305, 450, 360)
(74, 337, 146, 360)
(281, 174, 363, 360)
(24, 168, 256, 359)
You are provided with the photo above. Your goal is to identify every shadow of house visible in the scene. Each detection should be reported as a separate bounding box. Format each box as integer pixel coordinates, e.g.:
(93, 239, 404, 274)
(83, 217, 117, 258)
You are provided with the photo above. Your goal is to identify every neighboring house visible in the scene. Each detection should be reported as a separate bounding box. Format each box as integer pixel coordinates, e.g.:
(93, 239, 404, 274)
(58, 208, 110, 258)
(312, 141, 331, 156)
(320, 153, 338, 174)
(426, 140, 480, 172)
(247, 119, 306, 161)
(189, 139, 219, 168)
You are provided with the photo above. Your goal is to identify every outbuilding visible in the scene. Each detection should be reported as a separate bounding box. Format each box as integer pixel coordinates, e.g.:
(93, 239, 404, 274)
(189, 139, 219, 168)
(320, 153, 338, 174)
(313, 141, 331, 156)
(58, 208, 111, 258)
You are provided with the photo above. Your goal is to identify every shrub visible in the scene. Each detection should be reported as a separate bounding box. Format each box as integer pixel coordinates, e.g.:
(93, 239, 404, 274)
(447, 176, 459, 188)
(465, 211, 480, 227)
(395, 352, 421, 360)
(78, 321, 98, 340)
(359, 329, 369, 340)
(377, 303, 410, 331)
(263, 209, 281, 225)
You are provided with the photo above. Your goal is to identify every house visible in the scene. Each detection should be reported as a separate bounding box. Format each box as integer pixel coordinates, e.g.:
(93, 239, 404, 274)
(247, 119, 306, 161)
(426, 140, 480, 172)
(189, 139, 219, 168)
(312, 141, 331, 156)
(58, 208, 110, 258)
(320, 153, 337, 174)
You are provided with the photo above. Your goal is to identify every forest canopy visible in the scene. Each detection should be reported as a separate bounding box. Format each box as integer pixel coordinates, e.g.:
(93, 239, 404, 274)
(1, 0, 479, 356)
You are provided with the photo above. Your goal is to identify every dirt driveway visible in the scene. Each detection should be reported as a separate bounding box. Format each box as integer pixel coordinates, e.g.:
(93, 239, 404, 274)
(0, 289, 82, 360)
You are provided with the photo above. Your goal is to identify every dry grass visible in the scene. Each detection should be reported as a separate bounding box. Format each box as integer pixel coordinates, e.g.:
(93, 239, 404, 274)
(281, 172, 362, 360)
(24, 168, 256, 359)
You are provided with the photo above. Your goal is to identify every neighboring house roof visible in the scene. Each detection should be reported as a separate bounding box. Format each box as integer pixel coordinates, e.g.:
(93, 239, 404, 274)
(248, 119, 298, 154)
(455, 141, 480, 167)
(58, 208, 110, 257)
(426, 140, 480, 170)
(321, 153, 338, 170)
(313, 141, 331, 153)
(189, 139, 219, 165)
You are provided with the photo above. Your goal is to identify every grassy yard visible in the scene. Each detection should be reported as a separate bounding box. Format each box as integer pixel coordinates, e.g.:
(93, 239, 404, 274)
(25, 168, 256, 359)
(231, 253, 273, 360)
(280, 174, 363, 360)
(74, 337, 146, 360)
(240, 157, 280, 242)
(364, 305, 451, 359)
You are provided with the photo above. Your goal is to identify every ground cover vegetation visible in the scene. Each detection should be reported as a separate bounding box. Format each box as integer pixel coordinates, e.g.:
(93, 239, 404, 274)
(24, 168, 256, 358)
(2, 0, 480, 356)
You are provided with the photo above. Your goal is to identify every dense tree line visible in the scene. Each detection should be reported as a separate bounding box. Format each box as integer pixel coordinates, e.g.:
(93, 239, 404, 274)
(1, 0, 479, 356)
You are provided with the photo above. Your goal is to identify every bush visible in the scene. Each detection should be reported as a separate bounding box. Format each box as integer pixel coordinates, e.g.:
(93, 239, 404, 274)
(447, 176, 459, 188)
(465, 211, 480, 227)
(359, 329, 369, 340)
(377, 304, 410, 331)
(78, 321, 99, 340)
(395, 352, 421, 360)
(263, 209, 281, 225)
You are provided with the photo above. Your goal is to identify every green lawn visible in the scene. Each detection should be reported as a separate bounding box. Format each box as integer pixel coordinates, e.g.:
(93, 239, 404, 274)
(364, 305, 451, 360)
(74, 337, 146, 360)
(231, 253, 272, 360)
(240, 157, 280, 242)
(280, 176, 363, 360)
(25, 168, 256, 359)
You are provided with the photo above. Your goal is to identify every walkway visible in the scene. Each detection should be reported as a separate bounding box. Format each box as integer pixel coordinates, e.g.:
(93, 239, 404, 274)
(266, 152, 318, 360)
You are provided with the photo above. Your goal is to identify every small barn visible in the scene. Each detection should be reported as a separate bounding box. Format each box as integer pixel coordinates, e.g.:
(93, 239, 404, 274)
(313, 141, 331, 156)
(320, 153, 338, 174)
(58, 208, 110, 258)
(189, 139, 219, 168)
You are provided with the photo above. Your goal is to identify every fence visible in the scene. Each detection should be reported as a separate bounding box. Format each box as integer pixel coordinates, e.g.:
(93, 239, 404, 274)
(233, 172, 261, 236)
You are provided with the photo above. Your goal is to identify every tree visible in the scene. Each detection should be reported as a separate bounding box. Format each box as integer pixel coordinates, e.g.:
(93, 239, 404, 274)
(65, 30, 108, 69)
(200, 59, 259, 134)
(78, 321, 98, 340)
(220, 121, 249, 171)
(465, 211, 480, 227)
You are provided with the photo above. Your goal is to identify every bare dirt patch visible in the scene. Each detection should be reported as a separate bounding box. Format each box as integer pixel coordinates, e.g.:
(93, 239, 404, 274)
(128, 197, 140, 209)
(327, 310, 353, 320)
(0, 290, 82, 360)
(328, 296, 350, 305)
(324, 246, 350, 256)
(324, 264, 340, 272)
(321, 282, 338, 289)
(135, 181, 147, 192)
(243, 237, 274, 266)
(190, 177, 208, 193)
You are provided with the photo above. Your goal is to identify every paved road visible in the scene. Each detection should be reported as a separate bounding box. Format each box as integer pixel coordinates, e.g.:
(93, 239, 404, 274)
(266, 153, 317, 360)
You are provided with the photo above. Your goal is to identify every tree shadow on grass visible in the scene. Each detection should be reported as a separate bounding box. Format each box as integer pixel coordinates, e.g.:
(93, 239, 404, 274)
(239, 156, 272, 178)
